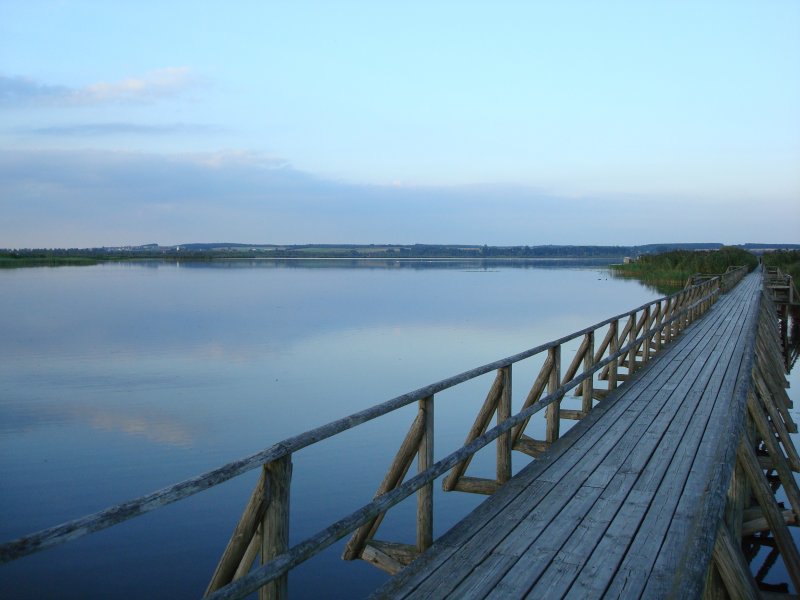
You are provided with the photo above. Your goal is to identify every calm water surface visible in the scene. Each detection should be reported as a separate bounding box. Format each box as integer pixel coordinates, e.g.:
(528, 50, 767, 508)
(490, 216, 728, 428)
(0, 259, 713, 598)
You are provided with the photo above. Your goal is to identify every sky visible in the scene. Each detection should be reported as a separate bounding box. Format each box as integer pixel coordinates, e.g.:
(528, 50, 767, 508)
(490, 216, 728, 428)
(1, 1, 798, 248)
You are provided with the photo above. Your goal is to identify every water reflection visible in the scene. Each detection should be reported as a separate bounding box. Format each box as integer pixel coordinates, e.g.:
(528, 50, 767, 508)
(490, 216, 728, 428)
(607, 268, 684, 296)
(0, 399, 197, 447)
(168, 257, 620, 270)
(0, 260, 659, 599)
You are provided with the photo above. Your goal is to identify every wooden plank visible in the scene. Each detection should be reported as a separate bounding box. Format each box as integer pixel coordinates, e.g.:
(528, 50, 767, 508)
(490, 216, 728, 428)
(366, 540, 418, 566)
(509, 473, 642, 599)
(205, 468, 268, 595)
(742, 508, 794, 535)
(452, 476, 500, 496)
(512, 435, 548, 457)
(361, 543, 405, 575)
(711, 523, 761, 600)
(726, 461, 746, 541)
(233, 524, 261, 581)
(467, 485, 609, 599)
(559, 409, 587, 421)
(590, 324, 617, 384)
(561, 333, 590, 388)
(738, 431, 800, 591)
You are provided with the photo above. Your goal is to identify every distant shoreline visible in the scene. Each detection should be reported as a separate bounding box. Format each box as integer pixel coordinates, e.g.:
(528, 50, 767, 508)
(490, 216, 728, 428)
(2, 242, 799, 269)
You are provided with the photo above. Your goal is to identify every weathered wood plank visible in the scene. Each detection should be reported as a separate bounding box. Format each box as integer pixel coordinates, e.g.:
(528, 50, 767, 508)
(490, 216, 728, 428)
(742, 508, 794, 535)
(545, 345, 561, 444)
(452, 476, 500, 496)
(361, 543, 405, 575)
(497, 367, 512, 485)
(711, 523, 761, 600)
(366, 540, 418, 566)
(260, 456, 292, 600)
(417, 395, 434, 552)
(738, 431, 800, 591)
(205, 468, 268, 595)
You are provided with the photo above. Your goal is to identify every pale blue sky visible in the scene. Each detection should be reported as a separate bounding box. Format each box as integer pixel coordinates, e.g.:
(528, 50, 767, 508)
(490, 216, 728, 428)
(1, 1, 798, 247)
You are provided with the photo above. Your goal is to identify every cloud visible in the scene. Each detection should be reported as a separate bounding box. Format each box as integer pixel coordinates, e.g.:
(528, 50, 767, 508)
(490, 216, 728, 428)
(0, 77, 72, 106)
(19, 122, 220, 136)
(0, 67, 196, 107)
(0, 148, 797, 248)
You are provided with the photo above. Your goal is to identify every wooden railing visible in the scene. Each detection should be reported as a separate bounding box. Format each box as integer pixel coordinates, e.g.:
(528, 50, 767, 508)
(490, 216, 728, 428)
(763, 265, 798, 306)
(0, 266, 749, 600)
(705, 276, 800, 596)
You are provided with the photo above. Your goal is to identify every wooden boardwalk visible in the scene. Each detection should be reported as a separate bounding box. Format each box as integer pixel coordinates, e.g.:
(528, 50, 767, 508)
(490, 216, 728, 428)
(371, 271, 768, 599)
(5, 266, 797, 599)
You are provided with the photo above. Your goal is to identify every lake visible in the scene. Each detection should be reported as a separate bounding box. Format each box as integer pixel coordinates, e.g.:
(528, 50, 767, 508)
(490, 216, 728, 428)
(0, 259, 794, 598)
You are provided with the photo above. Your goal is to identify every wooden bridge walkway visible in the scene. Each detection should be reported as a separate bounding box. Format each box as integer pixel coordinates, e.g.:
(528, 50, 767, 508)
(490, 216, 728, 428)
(3, 266, 798, 599)
(371, 270, 797, 599)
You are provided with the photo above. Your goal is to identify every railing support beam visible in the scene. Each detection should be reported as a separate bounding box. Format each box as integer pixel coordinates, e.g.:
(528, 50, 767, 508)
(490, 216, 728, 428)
(260, 456, 292, 600)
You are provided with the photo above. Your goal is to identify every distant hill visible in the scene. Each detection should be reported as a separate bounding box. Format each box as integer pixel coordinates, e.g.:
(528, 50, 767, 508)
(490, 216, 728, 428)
(4, 242, 800, 263)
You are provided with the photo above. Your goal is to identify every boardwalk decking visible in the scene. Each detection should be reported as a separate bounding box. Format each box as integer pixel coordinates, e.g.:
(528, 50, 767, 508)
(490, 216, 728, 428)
(371, 272, 764, 599)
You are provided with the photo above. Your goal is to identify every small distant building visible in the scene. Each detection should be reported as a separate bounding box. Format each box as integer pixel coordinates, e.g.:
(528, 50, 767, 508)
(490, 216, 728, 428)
(623, 256, 633, 264)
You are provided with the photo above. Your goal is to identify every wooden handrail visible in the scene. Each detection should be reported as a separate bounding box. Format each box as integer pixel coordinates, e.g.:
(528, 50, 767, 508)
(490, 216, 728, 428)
(0, 265, 749, 576)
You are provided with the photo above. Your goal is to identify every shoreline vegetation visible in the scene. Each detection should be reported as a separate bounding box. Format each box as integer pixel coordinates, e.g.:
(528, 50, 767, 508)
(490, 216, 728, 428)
(2, 242, 799, 269)
(610, 246, 761, 295)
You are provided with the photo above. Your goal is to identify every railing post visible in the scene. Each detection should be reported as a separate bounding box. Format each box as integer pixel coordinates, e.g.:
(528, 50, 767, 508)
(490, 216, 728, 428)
(417, 395, 434, 552)
(497, 366, 512, 484)
(608, 321, 618, 391)
(545, 346, 561, 443)
(581, 332, 594, 414)
(260, 455, 292, 600)
(676, 291, 686, 334)
(663, 298, 673, 345)
(642, 306, 651, 364)
(627, 312, 637, 374)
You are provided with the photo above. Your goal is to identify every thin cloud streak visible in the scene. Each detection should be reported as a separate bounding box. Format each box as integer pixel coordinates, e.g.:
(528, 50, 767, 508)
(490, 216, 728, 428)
(18, 122, 220, 136)
(0, 67, 196, 108)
